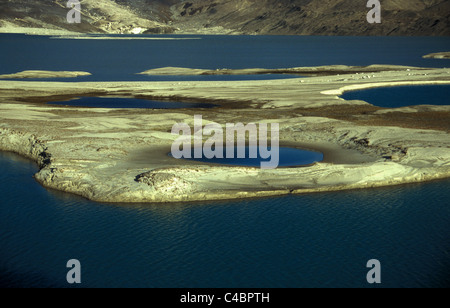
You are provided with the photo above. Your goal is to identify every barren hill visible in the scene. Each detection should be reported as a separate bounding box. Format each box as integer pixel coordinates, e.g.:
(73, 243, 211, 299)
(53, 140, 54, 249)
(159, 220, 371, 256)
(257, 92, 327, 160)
(0, 0, 448, 35)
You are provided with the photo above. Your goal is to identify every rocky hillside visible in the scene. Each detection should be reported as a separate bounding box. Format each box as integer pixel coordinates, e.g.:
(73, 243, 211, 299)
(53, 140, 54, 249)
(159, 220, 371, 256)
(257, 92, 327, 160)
(0, 0, 448, 35)
(0, 0, 177, 34)
(170, 0, 450, 36)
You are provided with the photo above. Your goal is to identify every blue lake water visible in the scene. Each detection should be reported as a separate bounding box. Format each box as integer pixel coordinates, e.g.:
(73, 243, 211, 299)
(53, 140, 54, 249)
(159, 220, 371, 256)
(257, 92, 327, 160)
(182, 146, 324, 167)
(1, 34, 450, 288)
(0, 151, 449, 288)
(48, 97, 215, 109)
(0, 34, 449, 81)
(341, 85, 450, 108)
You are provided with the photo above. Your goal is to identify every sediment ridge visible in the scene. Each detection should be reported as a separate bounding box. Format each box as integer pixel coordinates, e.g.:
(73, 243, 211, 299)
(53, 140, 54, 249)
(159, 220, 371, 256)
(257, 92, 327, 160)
(1, 66, 449, 203)
(0, 70, 92, 79)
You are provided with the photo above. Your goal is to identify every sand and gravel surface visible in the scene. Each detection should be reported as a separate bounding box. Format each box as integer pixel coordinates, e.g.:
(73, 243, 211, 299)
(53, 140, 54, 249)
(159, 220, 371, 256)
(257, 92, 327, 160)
(1, 66, 449, 202)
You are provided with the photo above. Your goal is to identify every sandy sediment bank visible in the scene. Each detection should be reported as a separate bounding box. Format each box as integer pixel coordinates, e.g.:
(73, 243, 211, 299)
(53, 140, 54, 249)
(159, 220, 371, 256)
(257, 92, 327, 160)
(0, 67, 449, 203)
(138, 65, 429, 77)
(423, 52, 450, 59)
(51, 35, 200, 40)
(0, 70, 92, 79)
(321, 80, 450, 96)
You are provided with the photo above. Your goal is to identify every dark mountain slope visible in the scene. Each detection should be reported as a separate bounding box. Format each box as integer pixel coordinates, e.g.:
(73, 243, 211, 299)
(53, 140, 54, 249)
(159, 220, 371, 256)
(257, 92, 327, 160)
(0, 0, 448, 35)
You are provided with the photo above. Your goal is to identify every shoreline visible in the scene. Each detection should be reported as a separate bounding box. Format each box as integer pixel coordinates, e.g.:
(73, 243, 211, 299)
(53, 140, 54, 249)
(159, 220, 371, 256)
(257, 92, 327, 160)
(1, 130, 449, 203)
(1, 67, 449, 203)
(321, 80, 450, 96)
(137, 65, 431, 77)
(1, 147, 449, 206)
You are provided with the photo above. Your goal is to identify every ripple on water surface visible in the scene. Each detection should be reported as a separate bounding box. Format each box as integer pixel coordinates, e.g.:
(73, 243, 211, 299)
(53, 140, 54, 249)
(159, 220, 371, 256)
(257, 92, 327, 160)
(1, 151, 450, 288)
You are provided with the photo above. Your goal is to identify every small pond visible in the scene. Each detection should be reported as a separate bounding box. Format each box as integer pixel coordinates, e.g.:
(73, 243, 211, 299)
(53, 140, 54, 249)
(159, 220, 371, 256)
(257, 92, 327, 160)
(341, 85, 449, 108)
(173, 146, 324, 168)
(48, 97, 216, 109)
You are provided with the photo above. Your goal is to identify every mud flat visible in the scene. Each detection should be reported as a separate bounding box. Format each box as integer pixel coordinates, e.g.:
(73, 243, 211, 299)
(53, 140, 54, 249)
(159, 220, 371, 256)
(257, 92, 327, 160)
(0, 67, 449, 203)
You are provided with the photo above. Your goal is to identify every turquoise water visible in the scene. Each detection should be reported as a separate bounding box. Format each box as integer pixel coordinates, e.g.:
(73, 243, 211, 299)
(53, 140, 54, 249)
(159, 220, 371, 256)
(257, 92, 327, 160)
(341, 85, 450, 108)
(48, 97, 215, 109)
(1, 151, 449, 288)
(182, 146, 324, 167)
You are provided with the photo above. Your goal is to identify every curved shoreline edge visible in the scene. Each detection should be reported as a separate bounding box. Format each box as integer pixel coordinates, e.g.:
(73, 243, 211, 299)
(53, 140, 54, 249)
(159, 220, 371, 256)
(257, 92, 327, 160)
(321, 80, 450, 96)
(1, 67, 450, 203)
(1, 126, 449, 203)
